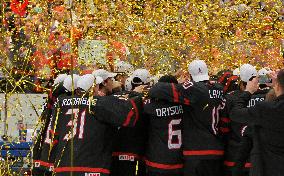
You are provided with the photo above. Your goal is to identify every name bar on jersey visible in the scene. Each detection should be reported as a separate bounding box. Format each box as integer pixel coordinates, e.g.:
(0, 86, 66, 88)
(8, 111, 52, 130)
(62, 97, 97, 106)
(209, 90, 224, 99)
(85, 173, 100, 176)
(156, 105, 183, 117)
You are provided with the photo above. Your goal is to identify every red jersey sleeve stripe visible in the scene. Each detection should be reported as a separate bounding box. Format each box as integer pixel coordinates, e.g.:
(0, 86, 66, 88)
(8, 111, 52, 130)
(34, 160, 54, 167)
(130, 99, 139, 125)
(245, 162, 252, 168)
(224, 161, 252, 168)
(183, 150, 224, 156)
(224, 161, 235, 167)
(122, 109, 134, 127)
(171, 83, 179, 103)
(145, 159, 183, 170)
(54, 167, 110, 174)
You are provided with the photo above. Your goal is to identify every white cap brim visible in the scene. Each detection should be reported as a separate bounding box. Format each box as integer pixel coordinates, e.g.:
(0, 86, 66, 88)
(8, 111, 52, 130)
(192, 74, 209, 82)
(108, 73, 117, 78)
(96, 76, 104, 85)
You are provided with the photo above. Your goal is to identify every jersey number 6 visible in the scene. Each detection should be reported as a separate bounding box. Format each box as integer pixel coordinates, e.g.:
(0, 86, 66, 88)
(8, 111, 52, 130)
(168, 119, 182, 149)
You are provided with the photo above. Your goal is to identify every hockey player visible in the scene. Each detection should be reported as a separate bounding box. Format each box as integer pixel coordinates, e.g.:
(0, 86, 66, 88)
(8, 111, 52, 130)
(93, 69, 117, 96)
(111, 69, 151, 176)
(223, 64, 258, 176)
(144, 75, 184, 176)
(221, 64, 273, 176)
(149, 60, 225, 176)
(50, 74, 143, 176)
(227, 67, 272, 176)
(32, 74, 71, 175)
(230, 70, 284, 176)
(114, 61, 134, 90)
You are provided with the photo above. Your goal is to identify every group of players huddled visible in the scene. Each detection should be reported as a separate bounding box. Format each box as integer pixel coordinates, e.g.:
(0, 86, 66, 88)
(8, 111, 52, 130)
(32, 60, 282, 176)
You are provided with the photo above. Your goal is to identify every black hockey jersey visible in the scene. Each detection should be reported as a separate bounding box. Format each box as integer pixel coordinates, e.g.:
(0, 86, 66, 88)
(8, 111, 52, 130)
(230, 92, 284, 176)
(224, 88, 270, 169)
(149, 81, 225, 159)
(51, 94, 142, 176)
(144, 99, 184, 173)
(33, 82, 68, 173)
(112, 91, 148, 161)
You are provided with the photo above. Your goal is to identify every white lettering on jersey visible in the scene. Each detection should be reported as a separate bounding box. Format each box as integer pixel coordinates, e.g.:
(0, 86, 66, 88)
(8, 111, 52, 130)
(209, 90, 224, 99)
(49, 166, 54, 171)
(156, 105, 183, 117)
(34, 162, 40, 167)
(62, 97, 97, 106)
(247, 97, 265, 107)
(119, 155, 135, 161)
(85, 173, 100, 176)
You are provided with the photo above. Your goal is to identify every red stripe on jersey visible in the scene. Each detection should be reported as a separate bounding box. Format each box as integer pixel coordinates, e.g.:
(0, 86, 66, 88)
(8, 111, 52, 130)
(218, 72, 231, 84)
(184, 98, 190, 105)
(48, 89, 53, 99)
(47, 103, 52, 109)
(52, 139, 58, 145)
(112, 152, 140, 159)
(54, 167, 110, 173)
(183, 150, 224, 156)
(130, 100, 139, 125)
(145, 159, 183, 170)
(224, 161, 252, 168)
(221, 117, 231, 123)
(220, 127, 230, 133)
(171, 83, 179, 103)
(224, 161, 235, 167)
(245, 162, 252, 168)
(224, 75, 239, 93)
(34, 160, 54, 167)
(122, 109, 134, 127)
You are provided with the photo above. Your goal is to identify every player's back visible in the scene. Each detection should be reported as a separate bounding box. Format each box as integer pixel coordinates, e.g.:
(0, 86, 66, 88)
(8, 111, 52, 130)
(148, 81, 225, 159)
(53, 95, 117, 176)
(144, 99, 184, 174)
(181, 81, 226, 159)
(183, 81, 225, 134)
(247, 88, 270, 107)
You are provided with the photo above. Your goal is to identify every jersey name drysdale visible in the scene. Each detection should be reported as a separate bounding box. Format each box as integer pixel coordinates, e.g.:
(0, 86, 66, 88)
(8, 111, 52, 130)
(156, 105, 183, 117)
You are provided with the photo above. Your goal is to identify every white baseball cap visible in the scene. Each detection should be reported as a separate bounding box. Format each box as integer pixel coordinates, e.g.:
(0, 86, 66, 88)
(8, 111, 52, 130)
(131, 69, 151, 84)
(240, 64, 257, 82)
(188, 60, 209, 82)
(114, 61, 134, 75)
(233, 68, 240, 76)
(92, 69, 117, 81)
(54, 74, 68, 85)
(125, 76, 133, 91)
(258, 68, 270, 76)
(77, 74, 95, 91)
(63, 74, 80, 92)
(95, 76, 104, 85)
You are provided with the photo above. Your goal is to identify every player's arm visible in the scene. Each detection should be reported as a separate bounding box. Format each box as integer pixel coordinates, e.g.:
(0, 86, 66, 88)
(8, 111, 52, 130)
(92, 95, 143, 127)
(229, 91, 270, 127)
(148, 82, 194, 105)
